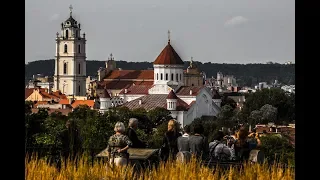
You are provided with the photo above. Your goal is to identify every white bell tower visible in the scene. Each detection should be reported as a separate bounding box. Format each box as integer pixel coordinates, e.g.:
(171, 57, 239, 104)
(53, 5, 87, 96)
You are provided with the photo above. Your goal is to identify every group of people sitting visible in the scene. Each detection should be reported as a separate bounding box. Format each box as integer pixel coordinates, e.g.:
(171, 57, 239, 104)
(106, 118, 262, 167)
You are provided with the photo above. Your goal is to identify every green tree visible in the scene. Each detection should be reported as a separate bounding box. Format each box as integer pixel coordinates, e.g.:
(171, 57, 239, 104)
(217, 105, 235, 128)
(131, 108, 153, 134)
(259, 134, 295, 165)
(242, 88, 293, 124)
(147, 107, 172, 127)
(221, 97, 237, 109)
(260, 104, 277, 123)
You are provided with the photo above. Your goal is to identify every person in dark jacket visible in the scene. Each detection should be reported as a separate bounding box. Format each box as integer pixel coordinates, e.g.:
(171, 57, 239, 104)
(126, 118, 146, 148)
(161, 119, 182, 161)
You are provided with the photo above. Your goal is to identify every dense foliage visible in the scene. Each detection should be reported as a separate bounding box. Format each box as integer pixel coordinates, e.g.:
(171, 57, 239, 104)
(25, 88, 295, 165)
(25, 59, 295, 87)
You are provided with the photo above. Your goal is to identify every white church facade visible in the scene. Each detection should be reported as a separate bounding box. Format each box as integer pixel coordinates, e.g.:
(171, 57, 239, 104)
(99, 37, 221, 127)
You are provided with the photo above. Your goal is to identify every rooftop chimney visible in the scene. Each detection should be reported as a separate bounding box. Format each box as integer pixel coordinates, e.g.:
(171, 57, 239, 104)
(190, 90, 193, 95)
(139, 100, 142, 105)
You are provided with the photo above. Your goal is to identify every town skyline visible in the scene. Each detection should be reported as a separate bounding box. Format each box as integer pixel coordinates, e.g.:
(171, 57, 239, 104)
(26, 0, 294, 64)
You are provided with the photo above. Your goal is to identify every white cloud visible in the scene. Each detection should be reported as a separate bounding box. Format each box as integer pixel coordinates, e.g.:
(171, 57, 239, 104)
(49, 14, 60, 21)
(224, 16, 249, 27)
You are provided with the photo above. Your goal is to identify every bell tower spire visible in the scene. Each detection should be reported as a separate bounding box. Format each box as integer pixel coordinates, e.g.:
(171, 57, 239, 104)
(69, 5, 73, 17)
(53, 6, 87, 97)
(168, 30, 171, 44)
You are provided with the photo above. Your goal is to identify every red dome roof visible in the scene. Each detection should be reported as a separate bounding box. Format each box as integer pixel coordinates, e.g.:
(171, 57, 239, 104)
(153, 42, 185, 65)
(166, 90, 178, 99)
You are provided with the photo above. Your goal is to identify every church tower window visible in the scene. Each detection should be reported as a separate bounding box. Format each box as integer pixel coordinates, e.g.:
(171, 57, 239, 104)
(176, 74, 179, 81)
(165, 73, 168, 80)
(78, 85, 81, 94)
(66, 29, 69, 39)
(63, 63, 67, 74)
(64, 44, 68, 53)
(161, 73, 163, 80)
(78, 64, 81, 74)
(171, 73, 174, 81)
(157, 73, 159, 80)
(78, 44, 81, 53)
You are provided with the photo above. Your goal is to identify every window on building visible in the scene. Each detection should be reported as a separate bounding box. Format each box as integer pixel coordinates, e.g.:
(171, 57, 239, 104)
(78, 85, 81, 94)
(165, 73, 168, 80)
(180, 74, 182, 81)
(64, 44, 68, 53)
(75, 30, 78, 38)
(161, 73, 163, 80)
(171, 73, 174, 81)
(66, 30, 69, 39)
(176, 74, 179, 81)
(63, 63, 67, 74)
(78, 44, 81, 53)
(78, 64, 81, 74)
(157, 73, 159, 80)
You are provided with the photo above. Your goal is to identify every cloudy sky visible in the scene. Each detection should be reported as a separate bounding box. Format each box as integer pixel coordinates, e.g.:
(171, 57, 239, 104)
(25, 0, 294, 64)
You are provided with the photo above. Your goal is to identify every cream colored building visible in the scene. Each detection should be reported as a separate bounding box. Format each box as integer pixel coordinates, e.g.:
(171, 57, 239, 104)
(53, 6, 87, 97)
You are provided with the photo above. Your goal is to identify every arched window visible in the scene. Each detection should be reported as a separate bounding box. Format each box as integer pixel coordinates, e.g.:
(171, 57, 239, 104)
(66, 30, 69, 39)
(78, 44, 81, 53)
(75, 30, 78, 38)
(63, 63, 67, 74)
(161, 73, 163, 80)
(180, 74, 182, 81)
(64, 44, 68, 53)
(176, 74, 179, 81)
(78, 64, 81, 74)
(165, 73, 168, 80)
(171, 73, 174, 81)
(78, 85, 81, 94)
(157, 73, 159, 80)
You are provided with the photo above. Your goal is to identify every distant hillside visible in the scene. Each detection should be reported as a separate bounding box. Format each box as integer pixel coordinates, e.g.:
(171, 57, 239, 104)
(25, 59, 295, 87)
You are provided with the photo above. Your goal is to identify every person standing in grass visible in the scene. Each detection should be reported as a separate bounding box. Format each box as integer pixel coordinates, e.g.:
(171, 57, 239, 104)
(176, 125, 192, 163)
(189, 124, 209, 161)
(107, 122, 132, 167)
(159, 119, 182, 161)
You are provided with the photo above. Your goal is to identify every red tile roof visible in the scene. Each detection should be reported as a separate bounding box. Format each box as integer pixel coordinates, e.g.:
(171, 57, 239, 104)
(133, 81, 154, 86)
(104, 70, 154, 80)
(167, 90, 178, 99)
(175, 86, 204, 96)
(119, 84, 153, 95)
(25, 88, 47, 99)
(98, 80, 134, 90)
(120, 94, 189, 111)
(153, 42, 185, 65)
(34, 101, 49, 108)
(59, 99, 70, 105)
(71, 100, 95, 109)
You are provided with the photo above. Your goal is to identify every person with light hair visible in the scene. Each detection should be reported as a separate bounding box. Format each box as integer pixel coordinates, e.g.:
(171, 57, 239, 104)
(106, 122, 132, 167)
(126, 118, 146, 148)
(159, 119, 181, 161)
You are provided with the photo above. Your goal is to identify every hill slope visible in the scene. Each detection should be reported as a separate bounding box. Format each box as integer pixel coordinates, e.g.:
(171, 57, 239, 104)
(25, 59, 295, 87)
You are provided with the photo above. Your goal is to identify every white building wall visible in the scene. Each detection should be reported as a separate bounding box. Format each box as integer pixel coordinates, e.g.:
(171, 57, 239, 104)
(153, 64, 184, 86)
(119, 94, 145, 103)
(170, 111, 186, 127)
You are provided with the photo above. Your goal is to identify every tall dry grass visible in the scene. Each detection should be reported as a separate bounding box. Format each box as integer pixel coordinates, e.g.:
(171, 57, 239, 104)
(25, 155, 294, 180)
